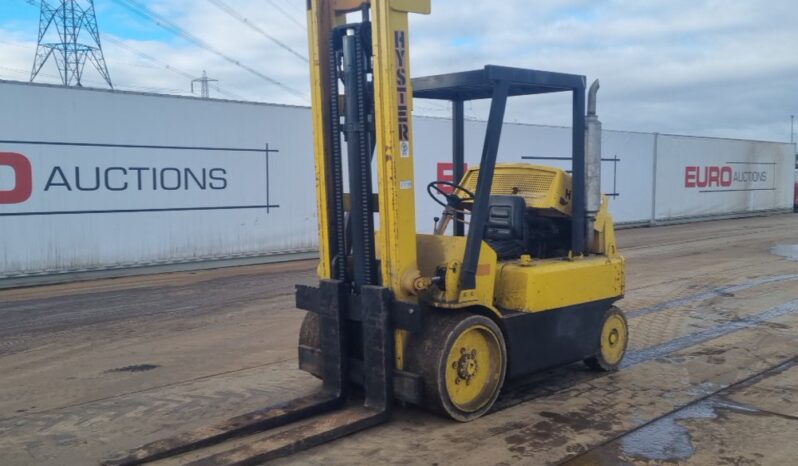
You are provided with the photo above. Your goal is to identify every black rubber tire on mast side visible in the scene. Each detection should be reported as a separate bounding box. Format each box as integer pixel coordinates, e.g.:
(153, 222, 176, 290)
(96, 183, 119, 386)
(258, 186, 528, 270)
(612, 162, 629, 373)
(298, 312, 322, 379)
(406, 311, 507, 422)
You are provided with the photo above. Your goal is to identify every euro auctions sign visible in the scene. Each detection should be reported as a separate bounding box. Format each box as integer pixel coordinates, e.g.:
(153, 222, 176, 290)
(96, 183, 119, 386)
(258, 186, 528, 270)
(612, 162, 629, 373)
(653, 134, 793, 220)
(684, 163, 774, 192)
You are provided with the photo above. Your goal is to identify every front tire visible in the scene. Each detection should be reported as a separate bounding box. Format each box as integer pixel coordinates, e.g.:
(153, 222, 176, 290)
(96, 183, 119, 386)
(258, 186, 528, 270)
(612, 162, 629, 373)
(407, 312, 507, 422)
(298, 312, 322, 379)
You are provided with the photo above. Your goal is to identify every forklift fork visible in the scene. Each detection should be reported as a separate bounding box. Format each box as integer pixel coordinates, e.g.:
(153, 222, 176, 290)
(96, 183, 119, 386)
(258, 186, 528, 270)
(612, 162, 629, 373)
(103, 280, 394, 466)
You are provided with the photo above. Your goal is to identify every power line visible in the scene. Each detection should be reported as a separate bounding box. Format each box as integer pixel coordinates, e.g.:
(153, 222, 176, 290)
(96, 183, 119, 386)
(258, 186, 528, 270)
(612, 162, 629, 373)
(110, 0, 308, 100)
(207, 0, 307, 63)
(265, 0, 305, 30)
(18, 0, 248, 100)
(275, 0, 304, 15)
(112, 0, 305, 98)
(0, 64, 60, 79)
(103, 36, 193, 80)
(102, 35, 246, 100)
(0, 64, 193, 95)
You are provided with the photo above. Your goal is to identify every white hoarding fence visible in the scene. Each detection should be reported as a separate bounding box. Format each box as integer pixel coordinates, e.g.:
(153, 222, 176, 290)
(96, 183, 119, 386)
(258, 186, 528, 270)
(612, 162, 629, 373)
(0, 140, 318, 277)
(1, 81, 795, 280)
(654, 135, 795, 220)
(0, 81, 322, 279)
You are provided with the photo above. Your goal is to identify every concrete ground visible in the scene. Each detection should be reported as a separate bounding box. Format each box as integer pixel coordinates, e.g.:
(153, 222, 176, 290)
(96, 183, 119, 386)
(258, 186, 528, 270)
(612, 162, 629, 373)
(1, 214, 797, 466)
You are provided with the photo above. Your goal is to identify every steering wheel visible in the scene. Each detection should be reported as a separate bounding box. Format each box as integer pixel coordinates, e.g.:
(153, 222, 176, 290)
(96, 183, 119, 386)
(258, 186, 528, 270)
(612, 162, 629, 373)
(426, 181, 475, 209)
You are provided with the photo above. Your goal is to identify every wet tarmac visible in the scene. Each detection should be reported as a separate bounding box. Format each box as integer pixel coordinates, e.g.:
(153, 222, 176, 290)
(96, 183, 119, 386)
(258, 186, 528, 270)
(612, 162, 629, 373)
(565, 357, 798, 465)
(1, 214, 797, 465)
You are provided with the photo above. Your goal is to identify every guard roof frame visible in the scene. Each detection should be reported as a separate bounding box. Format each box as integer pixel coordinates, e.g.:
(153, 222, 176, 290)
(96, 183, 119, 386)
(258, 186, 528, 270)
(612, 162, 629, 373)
(412, 65, 588, 290)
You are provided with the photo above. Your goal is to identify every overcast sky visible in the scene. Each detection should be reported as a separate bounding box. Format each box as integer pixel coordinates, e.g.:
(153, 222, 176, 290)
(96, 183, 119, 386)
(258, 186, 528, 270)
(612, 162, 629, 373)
(1, 0, 796, 142)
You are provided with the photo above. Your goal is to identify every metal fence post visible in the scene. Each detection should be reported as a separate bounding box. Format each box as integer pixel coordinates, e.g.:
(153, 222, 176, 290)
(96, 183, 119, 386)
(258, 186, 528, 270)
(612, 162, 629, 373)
(650, 132, 659, 226)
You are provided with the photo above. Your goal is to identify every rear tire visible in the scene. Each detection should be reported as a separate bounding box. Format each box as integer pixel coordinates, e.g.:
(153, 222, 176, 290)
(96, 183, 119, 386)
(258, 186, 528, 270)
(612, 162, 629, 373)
(584, 306, 628, 371)
(406, 312, 507, 422)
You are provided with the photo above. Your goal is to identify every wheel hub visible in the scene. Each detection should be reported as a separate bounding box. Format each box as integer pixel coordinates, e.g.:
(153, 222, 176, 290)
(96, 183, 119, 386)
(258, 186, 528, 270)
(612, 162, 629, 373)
(453, 348, 478, 385)
(609, 328, 619, 345)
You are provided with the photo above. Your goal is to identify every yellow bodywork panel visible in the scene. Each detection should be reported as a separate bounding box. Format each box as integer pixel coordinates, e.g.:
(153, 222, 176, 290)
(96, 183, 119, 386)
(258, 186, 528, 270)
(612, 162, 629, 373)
(416, 234, 498, 313)
(460, 163, 573, 217)
(416, 190, 623, 315)
(592, 195, 619, 256)
(495, 256, 624, 312)
(491, 194, 624, 313)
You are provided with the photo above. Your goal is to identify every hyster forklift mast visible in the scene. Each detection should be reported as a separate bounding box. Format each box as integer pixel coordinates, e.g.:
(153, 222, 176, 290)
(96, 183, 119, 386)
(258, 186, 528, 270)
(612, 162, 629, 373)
(106, 0, 629, 464)
(310, 0, 428, 299)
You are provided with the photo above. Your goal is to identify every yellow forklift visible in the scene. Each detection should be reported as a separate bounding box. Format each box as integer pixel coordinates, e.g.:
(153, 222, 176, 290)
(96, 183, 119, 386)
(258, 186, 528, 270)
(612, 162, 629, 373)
(106, 1, 626, 464)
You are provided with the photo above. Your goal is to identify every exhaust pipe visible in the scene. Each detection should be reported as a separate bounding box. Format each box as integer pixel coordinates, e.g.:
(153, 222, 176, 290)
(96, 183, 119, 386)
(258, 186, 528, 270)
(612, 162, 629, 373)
(585, 79, 602, 252)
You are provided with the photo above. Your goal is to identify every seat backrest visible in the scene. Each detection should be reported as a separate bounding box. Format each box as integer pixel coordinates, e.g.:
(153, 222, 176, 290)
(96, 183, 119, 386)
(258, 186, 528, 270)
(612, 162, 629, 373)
(485, 195, 526, 241)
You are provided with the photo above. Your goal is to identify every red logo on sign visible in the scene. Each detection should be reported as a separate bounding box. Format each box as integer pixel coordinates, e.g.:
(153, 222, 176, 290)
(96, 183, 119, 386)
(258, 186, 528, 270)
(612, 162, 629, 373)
(684, 166, 733, 188)
(0, 152, 33, 204)
(437, 162, 468, 194)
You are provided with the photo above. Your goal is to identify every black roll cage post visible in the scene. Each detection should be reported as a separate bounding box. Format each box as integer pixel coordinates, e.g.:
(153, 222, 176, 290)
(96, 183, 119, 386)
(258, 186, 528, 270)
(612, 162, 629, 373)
(413, 65, 587, 290)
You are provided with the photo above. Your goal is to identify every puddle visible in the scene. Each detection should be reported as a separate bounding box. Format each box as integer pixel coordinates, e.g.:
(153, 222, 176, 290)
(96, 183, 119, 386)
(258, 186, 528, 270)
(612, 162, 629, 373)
(771, 244, 798, 261)
(620, 402, 716, 461)
(619, 399, 764, 462)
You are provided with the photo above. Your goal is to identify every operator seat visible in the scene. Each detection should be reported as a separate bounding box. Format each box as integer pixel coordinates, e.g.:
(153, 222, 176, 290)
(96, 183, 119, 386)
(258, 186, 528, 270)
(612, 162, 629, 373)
(484, 195, 528, 260)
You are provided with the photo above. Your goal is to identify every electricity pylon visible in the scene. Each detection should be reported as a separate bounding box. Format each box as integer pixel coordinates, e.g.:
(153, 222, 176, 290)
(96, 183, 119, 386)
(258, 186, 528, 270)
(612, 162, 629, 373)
(30, 0, 113, 88)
